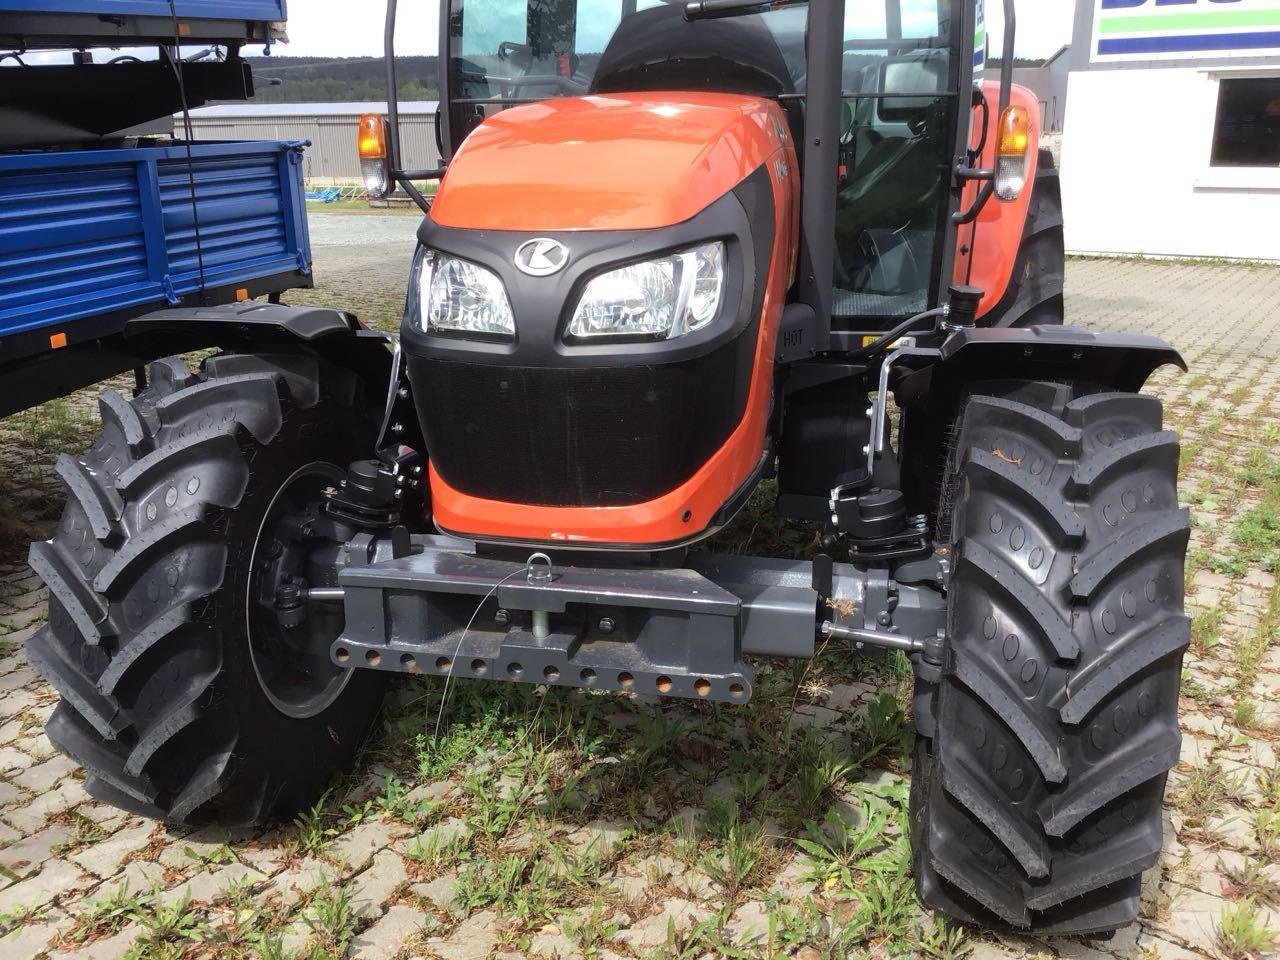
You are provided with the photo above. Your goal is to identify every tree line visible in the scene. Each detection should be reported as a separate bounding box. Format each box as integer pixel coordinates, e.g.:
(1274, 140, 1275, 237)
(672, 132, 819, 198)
(246, 56, 440, 103)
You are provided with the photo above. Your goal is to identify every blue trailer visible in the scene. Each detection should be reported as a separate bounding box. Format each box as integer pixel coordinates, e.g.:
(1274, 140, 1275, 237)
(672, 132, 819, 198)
(0, 0, 316, 416)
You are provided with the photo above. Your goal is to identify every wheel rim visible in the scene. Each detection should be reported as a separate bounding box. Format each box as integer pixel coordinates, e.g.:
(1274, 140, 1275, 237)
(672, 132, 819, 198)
(247, 463, 353, 719)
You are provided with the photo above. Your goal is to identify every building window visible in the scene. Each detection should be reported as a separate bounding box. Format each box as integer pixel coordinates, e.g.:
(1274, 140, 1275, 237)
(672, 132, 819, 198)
(1211, 77, 1280, 168)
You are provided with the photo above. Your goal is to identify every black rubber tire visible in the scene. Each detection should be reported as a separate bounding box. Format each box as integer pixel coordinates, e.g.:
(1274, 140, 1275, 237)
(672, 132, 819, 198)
(981, 149, 1065, 329)
(27, 352, 387, 827)
(910, 385, 1189, 935)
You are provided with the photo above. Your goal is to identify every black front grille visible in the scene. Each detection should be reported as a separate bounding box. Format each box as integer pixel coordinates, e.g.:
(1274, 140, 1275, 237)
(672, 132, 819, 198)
(411, 340, 754, 507)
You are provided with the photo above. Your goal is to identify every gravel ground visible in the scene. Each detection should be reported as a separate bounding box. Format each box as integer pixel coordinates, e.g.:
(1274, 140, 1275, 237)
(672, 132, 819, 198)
(1, 251, 1279, 960)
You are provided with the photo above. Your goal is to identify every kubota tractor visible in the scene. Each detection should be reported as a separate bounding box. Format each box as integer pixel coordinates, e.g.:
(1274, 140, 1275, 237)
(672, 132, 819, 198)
(27, 0, 1190, 936)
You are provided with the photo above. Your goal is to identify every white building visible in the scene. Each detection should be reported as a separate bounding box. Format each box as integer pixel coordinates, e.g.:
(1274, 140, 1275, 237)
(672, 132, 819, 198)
(182, 101, 441, 182)
(1061, 0, 1280, 261)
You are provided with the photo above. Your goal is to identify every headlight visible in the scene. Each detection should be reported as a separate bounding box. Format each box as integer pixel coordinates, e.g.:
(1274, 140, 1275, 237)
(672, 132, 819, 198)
(568, 242, 725, 340)
(414, 249, 515, 337)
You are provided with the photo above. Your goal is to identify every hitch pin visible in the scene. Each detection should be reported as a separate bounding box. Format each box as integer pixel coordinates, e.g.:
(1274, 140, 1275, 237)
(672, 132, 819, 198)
(821, 620, 924, 654)
(307, 587, 345, 602)
(527, 553, 554, 640)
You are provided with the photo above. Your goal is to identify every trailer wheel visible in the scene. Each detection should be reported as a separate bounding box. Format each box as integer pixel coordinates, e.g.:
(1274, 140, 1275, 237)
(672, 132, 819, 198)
(982, 149, 1065, 328)
(27, 352, 386, 827)
(910, 385, 1188, 934)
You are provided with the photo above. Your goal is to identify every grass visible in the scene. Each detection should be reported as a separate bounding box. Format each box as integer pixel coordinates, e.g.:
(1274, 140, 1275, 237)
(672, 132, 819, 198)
(0, 395, 101, 557)
(1216, 900, 1277, 959)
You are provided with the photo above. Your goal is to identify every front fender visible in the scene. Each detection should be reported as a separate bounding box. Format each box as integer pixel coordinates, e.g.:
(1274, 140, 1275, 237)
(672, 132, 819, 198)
(937, 324, 1186, 393)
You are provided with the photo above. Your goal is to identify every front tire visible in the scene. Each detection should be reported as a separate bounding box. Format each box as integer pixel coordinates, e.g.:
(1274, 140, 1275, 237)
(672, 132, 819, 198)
(911, 386, 1189, 934)
(27, 352, 386, 827)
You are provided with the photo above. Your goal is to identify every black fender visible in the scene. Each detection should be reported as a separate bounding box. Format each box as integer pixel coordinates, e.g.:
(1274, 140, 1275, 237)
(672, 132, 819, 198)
(894, 324, 1186, 517)
(125, 302, 423, 456)
(935, 324, 1185, 391)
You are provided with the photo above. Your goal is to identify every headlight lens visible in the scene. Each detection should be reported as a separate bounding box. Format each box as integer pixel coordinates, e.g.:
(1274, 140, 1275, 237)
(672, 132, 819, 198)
(415, 249, 515, 337)
(568, 241, 725, 340)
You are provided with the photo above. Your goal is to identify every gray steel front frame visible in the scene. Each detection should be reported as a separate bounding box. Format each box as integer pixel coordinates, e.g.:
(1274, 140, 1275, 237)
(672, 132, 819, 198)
(330, 537, 948, 703)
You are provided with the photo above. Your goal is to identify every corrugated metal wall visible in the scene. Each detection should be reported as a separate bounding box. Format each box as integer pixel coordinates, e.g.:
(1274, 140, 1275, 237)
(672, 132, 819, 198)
(186, 112, 440, 182)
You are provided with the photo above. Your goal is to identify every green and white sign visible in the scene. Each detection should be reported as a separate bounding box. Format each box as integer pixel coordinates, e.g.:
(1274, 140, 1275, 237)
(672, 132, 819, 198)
(1092, 0, 1280, 62)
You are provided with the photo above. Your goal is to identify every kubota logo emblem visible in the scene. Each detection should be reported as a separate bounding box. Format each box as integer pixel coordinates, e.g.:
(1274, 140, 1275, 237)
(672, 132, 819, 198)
(515, 238, 569, 277)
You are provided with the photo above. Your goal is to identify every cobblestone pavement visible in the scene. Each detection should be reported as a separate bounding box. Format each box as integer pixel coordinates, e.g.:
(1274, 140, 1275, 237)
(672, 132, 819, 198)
(1, 256, 1279, 959)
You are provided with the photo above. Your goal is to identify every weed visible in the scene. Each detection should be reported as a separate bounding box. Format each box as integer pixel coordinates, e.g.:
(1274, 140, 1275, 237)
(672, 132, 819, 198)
(790, 729, 856, 823)
(0, 903, 48, 938)
(913, 916, 972, 958)
(698, 799, 770, 901)
(1178, 762, 1231, 831)
(1223, 859, 1280, 907)
(797, 800, 896, 891)
(1215, 900, 1276, 959)
(183, 842, 239, 867)
(66, 883, 147, 942)
(1234, 503, 1280, 573)
(563, 902, 622, 957)
(51, 812, 107, 856)
(302, 884, 357, 957)
(1233, 700, 1259, 729)
(292, 791, 339, 855)
(1191, 606, 1231, 657)
(375, 774, 438, 823)
(124, 891, 207, 959)
(404, 827, 468, 871)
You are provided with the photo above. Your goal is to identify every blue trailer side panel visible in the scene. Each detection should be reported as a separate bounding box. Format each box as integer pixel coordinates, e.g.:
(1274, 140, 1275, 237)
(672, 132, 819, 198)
(0, 1, 285, 19)
(0, 140, 310, 342)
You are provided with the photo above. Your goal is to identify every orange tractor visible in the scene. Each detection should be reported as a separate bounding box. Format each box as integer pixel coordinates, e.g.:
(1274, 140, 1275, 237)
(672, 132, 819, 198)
(30, 0, 1189, 935)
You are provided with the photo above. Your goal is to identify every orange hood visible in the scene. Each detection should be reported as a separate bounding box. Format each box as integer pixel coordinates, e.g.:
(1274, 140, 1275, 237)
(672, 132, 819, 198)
(430, 91, 792, 233)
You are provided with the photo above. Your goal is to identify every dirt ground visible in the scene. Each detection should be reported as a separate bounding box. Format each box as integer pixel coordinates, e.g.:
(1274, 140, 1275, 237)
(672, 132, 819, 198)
(1, 235, 1279, 960)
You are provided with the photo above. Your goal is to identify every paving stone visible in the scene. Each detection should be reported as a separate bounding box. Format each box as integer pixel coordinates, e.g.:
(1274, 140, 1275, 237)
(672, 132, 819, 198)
(329, 819, 404, 874)
(0, 747, 34, 775)
(0, 859, 85, 913)
(411, 871, 461, 915)
(55, 922, 143, 960)
(1155, 884, 1230, 951)
(350, 903, 429, 960)
(565, 819, 632, 860)
(0, 824, 74, 876)
(70, 822, 156, 880)
(261, 858, 336, 910)
(349, 849, 409, 919)
(3, 781, 84, 833)
(0, 914, 68, 960)
(726, 899, 770, 944)
(158, 862, 268, 906)
(11, 753, 78, 792)
(113, 859, 165, 894)
(613, 898, 706, 951)
(1134, 931, 1201, 959)
(427, 907, 499, 960)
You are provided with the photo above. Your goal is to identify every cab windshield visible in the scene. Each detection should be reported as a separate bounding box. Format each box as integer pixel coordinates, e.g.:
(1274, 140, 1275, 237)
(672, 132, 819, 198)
(446, 0, 958, 325)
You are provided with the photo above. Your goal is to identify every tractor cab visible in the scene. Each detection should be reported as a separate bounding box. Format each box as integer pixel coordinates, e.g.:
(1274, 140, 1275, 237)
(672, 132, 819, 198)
(429, 0, 969, 334)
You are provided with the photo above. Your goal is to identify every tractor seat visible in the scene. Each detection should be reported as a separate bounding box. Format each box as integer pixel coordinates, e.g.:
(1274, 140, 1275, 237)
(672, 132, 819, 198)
(591, 4, 797, 98)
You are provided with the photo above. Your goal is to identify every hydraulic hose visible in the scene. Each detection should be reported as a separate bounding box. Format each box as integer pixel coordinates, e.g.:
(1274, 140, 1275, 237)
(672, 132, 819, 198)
(850, 305, 949, 360)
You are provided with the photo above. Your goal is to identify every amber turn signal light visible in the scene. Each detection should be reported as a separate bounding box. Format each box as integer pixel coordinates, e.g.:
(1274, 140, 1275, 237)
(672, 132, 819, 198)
(995, 105, 1032, 201)
(357, 113, 389, 160)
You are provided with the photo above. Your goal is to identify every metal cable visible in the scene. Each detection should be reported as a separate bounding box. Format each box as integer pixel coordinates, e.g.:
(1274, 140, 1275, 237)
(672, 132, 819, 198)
(164, 1, 209, 303)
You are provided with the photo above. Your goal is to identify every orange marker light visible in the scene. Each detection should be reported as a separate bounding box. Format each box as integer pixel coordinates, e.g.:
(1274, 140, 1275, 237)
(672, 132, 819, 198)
(995, 105, 1032, 201)
(357, 114, 388, 160)
(235, 288, 250, 302)
(50, 332, 68, 349)
(358, 114, 392, 199)
(997, 106, 1030, 158)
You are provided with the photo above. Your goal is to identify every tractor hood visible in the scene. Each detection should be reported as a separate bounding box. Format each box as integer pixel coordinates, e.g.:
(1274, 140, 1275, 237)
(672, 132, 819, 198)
(430, 91, 792, 232)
